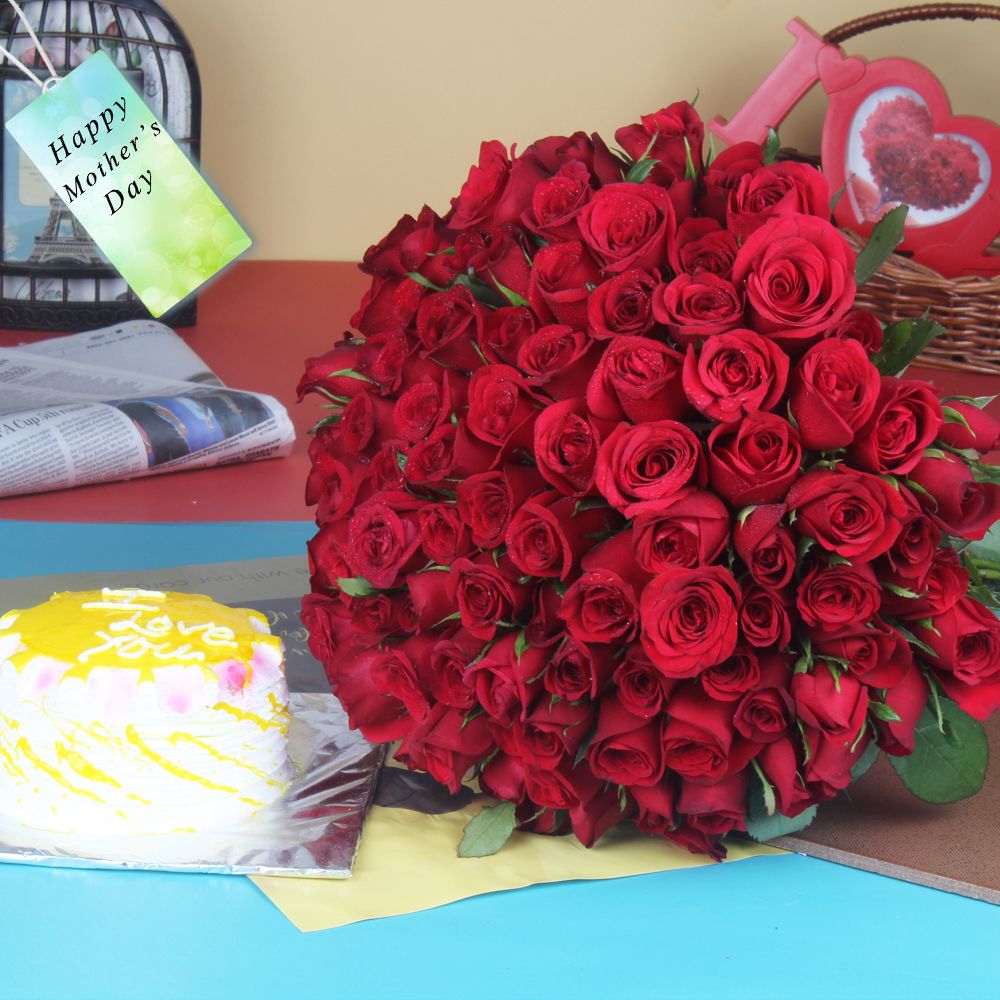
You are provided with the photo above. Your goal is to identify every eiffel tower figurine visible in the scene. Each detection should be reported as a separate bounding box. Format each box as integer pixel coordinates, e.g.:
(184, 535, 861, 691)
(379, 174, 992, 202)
(26, 197, 105, 265)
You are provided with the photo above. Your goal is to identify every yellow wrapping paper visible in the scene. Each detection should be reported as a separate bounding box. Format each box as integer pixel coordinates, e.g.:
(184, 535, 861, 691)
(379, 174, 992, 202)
(252, 796, 783, 932)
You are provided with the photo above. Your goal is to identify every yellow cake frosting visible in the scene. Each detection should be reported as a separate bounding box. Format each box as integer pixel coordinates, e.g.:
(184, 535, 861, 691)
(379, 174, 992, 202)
(0, 588, 293, 835)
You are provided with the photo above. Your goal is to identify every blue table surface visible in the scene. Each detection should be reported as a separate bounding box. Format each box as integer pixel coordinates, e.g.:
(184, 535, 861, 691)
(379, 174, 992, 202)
(1, 519, 998, 1000)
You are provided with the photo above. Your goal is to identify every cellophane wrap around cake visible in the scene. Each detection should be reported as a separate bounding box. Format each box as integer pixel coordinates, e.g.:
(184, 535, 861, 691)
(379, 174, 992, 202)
(300, 101, 1000, 858)
(0, 589, 293, 835)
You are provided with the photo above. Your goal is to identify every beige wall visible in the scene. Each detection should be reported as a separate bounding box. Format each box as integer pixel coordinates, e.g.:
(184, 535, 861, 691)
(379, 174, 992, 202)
(166, 0, 996, 261)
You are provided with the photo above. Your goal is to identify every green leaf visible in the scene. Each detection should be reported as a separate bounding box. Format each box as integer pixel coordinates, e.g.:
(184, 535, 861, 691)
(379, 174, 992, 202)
(855, 204, 908, 286)
(894, 623, 938, 659)
(942, 394, 997, 410)
(746, 772, 817, 842)
(851, 741, 880, 781)
(682, 136, 697, 180)
(458, 801, 518, 858)
(942, 405, 973, 434)
(869, 701, 902, 723)
(327, 368, 376, 384)
(737, 505, 756, 527)
(830, 178, 849, 212)
(491, 274, 530, 309)
(889, 699, 988, 804)
(405, 271, 447, 292)
(624, 156, 658, 184)
(762, 126, 781, 166)
(883, 581, 924, 600)
(872, 314, 946, 376)
(514, 629, 529, 661)
(431, 610, 462, 627)
(750, 759, 776, 815)
(336, 577, 377, 597)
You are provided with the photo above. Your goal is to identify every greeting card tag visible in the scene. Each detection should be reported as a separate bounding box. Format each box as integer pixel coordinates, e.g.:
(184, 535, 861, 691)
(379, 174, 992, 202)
(5, 50, 251, 317)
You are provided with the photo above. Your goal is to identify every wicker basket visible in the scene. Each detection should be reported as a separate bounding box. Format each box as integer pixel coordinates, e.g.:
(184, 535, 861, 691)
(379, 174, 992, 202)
(822, 4, 1000, 374)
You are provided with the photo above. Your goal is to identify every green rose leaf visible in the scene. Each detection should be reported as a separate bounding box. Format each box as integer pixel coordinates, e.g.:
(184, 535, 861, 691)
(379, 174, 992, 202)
(872, 314, 946, 376)
(855, 204, 908, 286)
(851, 740, 880, 781)
(336, 576, 377, 597)
(889, 699, 988, 804)
(458, 801, 518, 858)
(762, 126, 781, 165)
(745, 773, 818, 842)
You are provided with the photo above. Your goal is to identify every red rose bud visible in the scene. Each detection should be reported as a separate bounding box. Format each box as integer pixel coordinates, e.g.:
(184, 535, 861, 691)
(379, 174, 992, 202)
(528, 240, 602, 329)
(733, 655, 793, 743)
(813, 618, 912, 689)
(544, 637, 617, 702)
(796, 560, 881, 634)
(415, 286, 485, 371)
(522, 159, 593, 241)
(639, 565, 741, 677)
(523, 758, 602, 812)
(615, 101, 704, 185)
(307, 519, 353, 596)
(569, 780, 631, 848)
(467, 633, 547, 726)
(392, 373, 458, 445)
(614, 645, 678, 719)
(449, 140, 511, 230)
(756, 737, 815, 819)
(454, 223, 532, 298)
(349, 592, 416, 644)
(803, 725, 868, 799)
(480, 752, 527, 803)
(480, 305, 536, 366)
(906, 454, 1000, 540)
(578, 182, 677, 274)
(828, 308, 884, 354)
(632, 776, 677, 837)
(526, 130, 622, 187)
(370, 634, 439, 722)
(662, 684, 755, 783)
(516, 697, 596, 770)
(707, 412, 802, 506)
(588, 692, 666, 787)
(396, 704, 493, 794)
(787, 468, 906, 562)
(701, 647, 762, 702)
(937, 400, 1000, 454)
(403, 424, 457, 487)
(627, 490, 730, 572)
(559, 568, 641, 645)
(733, 504, 796, 590)
(884, 498, 941, 584)
(677, 770, 749, 836)
(533, 397, 610, 497)
(586, 336, 688, 424)
(405, 568, 453, 631)
(732, 214, 855, 349)
(789, 337, 881, 450)
(739, 583, 793, 649)
(881, 547, 968, 620)
(726, 161, 831, 241)
(595, 419, 705, 511)
(505, 492, 616, 580)
(335, 391, 398, 456)
(874, 663, 929, 756)
(849, 377, 944, 476)
(306, 431, 367, 524)
(417, 504, 470, 565)
(682, 329, 789, 423)
(448, 554, 532, 641)
(516, 325, 600, 401)
(700, 141, 764, 223)
(586, 269, 659, 340)
(324, 641, 412, 743)
(465, 364, 538, 450)
(669, 217, 739, 280)
(457, 464, 546, 550)
(300, 592, 352, 669)
(525, 581, 568, 648)
(915, 597, 1000, 720)
(427, 629, 481, 710)
(792, 666, 869, 740)
(652, 272, 744, 344)
(345, 492, 426, 590)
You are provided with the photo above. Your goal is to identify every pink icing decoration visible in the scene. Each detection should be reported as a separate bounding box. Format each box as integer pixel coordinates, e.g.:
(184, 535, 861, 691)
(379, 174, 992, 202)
(250, 643, 281, 685)
(153, 665, 206, 715)
(20, 656, 68, 700)
(214, 659, 248, 695)
(85, 667, 141, 722)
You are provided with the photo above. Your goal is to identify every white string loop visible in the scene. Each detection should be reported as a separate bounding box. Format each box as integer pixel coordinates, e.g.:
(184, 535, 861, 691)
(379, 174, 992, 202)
(0, 0, 60, 90)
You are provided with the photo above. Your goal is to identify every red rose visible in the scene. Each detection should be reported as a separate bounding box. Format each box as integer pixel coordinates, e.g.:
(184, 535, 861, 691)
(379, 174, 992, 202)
(457, 464, 545, 549)
(335, 391, 397, 456)
(739, 584, 793, 649)
(907, 455, 1000, 540)
(467, 633, 546, 725)
(577, 182, 676, 274)
(639, 565, 741, 676)
(732, 214, 856, 347)
(544, 637, 616, 702)
(595, 419, 705, 511)
(733, 655, 793, 743)
(615, 102, 704, 186)
(793, 667, 868, 740)
(586, 336, 688, 424)
(937, 401, 1000, 454)
(632, 777, 677, 838)
(652, 273, 743, 344)
(733, 504, 796, 589)
(803, 726, 868, 799)
(587, 269, 659, 340)
(828, 308, 884, 354)
(516, 698, 596, 770)
(567, 780, 627, 848)
(614, 646, 676, 719)
(404, 424, 456, 487)
(700, 141, 764, 222)
(392, 372, 459, 445)
(301, 592, 351, 667)
(757, 737, 815, 818)
(415, 286, 485, 370)
(418, 503, 470, 565)
(397, 705, 493, 794)
(787, 467, 905, 561)
(521, 160, 592, 241)
(348, 592, 415, 645)
(369, 634, 438, 722)
(789, 338, 881, 450)
(492, 149, 553, 226)
(849, 377, 943, 475)
(448, 555, 532, 640)
(528, 240, 602, 329)
(516, 325, 599, 400)
(480, 305, 536, 365)
(682, 329, 789, 423)
(628, 490, 730, 572)
(881, 547, 968, 620)
(726, 161, 830, 240)
(345, 492, 426, 589)
(916, 597, 1000, 720)
(661, 685, 755, 784)
(526, 130, 623, 188)
(325, 642, 411, 742)
(875, 664, 929, 756)
(427, 629, 481, 710)
(533, 397, 609, 497)
(707, 412, 802, 505)
(797, 560, 881, 633)
(559, 568, 641, 644)
(306, 430, 365, 524)
(454, 224, 531, 298)
(588, 693, 665, 787)
(701, 647, 761, 702)
(813, 619, 912, 689)
(669, 218, 739, 280)
(449, 140, 511, 230)
(883, 497, 941, 585)
(464, 364, 538, 452)
(677, 771, 748, 836)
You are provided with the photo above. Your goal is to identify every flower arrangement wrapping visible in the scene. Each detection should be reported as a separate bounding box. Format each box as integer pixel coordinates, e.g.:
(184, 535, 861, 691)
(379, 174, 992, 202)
(299, 101, 1000, 859)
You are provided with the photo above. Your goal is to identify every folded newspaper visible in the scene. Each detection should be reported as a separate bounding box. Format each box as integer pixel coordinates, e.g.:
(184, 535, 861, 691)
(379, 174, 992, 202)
(0, 321, 295, 498)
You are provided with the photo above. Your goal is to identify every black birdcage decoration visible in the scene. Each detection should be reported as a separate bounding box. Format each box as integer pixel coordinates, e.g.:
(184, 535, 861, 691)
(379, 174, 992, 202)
(0, 0, 200, 329)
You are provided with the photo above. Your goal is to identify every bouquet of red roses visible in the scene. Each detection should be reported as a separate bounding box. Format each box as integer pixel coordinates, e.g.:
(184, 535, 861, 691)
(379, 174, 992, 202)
(300, 101, 1000, 859)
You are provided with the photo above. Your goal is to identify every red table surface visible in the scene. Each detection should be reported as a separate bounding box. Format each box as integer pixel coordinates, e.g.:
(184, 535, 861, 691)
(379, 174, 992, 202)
(1, 259, 999, 524)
